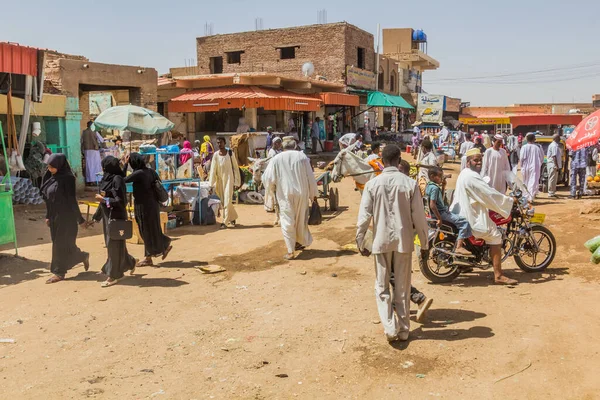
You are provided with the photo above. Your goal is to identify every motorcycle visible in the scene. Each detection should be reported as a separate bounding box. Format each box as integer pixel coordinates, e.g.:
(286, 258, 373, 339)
(419, 172, 557, 283)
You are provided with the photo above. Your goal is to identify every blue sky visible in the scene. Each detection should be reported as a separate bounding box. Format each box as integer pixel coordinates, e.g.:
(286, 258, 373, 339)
(2, 0, 599, 106)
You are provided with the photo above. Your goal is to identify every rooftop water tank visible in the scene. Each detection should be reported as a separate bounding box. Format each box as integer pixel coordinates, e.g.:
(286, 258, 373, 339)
(412, 29, 427, 42)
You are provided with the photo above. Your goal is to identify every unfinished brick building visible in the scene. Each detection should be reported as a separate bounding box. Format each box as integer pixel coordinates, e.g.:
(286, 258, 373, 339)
(195, 22, 375, 83)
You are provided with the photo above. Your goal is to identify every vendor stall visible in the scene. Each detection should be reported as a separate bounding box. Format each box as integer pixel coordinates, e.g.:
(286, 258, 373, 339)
(0, 123, 18, 254)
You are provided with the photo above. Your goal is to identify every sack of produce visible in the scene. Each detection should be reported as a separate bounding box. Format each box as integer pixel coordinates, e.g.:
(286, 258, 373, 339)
(592, 246, 600, 264)
(584, 235, 600, 253)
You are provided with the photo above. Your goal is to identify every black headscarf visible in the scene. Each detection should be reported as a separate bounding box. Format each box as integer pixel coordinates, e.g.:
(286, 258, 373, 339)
(129, 153, 147, 170)
(99, 156, 124, 194)
(40, 154, 74, 199)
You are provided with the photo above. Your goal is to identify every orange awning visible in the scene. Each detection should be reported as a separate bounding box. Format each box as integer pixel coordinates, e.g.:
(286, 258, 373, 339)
(319, 92, 359, 107)
(169, 86, 322, 112)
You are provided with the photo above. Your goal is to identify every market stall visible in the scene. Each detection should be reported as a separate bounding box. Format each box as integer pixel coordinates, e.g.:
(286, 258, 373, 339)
(0, 123, 17, 254)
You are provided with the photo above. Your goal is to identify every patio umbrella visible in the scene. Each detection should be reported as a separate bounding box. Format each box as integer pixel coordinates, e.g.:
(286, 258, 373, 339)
(566, 109, 600, 151)
(92, 105, 174, 135)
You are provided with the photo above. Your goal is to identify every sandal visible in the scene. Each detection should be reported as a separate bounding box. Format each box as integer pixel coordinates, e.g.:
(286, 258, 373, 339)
(162, 245, 173, 261)
(101, 278, 119, 288)
(45, 275, 64, 284)
(295, 243, 306, 251)
(495, 276, 518, 286)
(136, 259, 154, 267)
(283, 253, 295, 261)
(220, 223, 227, 229)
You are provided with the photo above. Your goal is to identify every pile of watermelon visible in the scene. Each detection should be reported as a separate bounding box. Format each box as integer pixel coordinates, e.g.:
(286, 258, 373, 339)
(584, 236, 600, 264)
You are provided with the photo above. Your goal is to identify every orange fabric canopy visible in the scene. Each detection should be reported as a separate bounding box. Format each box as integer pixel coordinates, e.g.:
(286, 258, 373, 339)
(319, 92, 359, 107)
(169, 86, 322, 112)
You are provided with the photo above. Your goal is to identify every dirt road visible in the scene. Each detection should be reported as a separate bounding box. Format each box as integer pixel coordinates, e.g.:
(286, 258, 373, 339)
(2, 159, 600, 399)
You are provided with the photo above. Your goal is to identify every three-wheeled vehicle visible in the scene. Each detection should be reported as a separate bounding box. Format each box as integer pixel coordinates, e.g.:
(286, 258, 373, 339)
(536, 135, 569, 192)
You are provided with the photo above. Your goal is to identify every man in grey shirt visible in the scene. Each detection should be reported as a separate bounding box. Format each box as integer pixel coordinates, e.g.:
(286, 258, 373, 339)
(356, 144, 429, 342)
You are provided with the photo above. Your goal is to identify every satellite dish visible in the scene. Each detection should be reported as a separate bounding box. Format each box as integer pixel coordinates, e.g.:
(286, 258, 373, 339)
(302, 62, 315, 77)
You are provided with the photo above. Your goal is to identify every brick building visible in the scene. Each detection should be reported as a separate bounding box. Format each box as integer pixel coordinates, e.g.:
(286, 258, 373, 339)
(195, 22, 375, 84)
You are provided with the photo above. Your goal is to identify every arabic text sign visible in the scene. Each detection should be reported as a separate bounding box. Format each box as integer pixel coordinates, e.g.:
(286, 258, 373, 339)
(346, 66, 376, 90)
(417, 94, 444, 124)
(460, 117, 511, 125)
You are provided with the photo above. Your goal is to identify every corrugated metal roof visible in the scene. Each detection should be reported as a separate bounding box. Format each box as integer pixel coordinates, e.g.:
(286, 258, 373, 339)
(158, 76, 175, 86)
(0, 42, 38, 76)
(169, 86, 322, 112)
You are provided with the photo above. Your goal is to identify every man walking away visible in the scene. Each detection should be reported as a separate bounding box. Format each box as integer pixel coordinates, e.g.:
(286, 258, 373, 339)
(459, 133, 475, 171)
(506, 131, 520, 174)
(356, 144, 429, 342)
(311, 117, 320, 154)
(262, 140, 318, 260)
(81, 121, 103, 185)
(481, 134, 511, 194)
(546, 134, 562, 198)
(519, 133, 544, 202)
(570, 147, 587, 199)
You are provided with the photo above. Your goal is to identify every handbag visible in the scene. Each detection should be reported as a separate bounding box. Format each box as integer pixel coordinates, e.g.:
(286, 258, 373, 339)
(108, 218, 133, 241)
(308, 199, 322, 225)
(107, 207, 132, 241)
(152, 171, 169, 203)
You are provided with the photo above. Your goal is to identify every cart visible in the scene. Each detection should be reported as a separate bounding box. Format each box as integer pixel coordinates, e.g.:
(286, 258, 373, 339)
(315, 171, 339, 211)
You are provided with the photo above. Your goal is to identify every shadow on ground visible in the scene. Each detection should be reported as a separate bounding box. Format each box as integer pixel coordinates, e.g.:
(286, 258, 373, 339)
(0, 255, 49, 287)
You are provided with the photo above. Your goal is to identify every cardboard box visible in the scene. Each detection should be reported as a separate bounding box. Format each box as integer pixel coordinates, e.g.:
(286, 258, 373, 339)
(128, 211, 169, 245)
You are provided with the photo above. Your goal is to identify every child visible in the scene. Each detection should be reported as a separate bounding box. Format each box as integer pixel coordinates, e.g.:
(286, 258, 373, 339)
(426, 167, 472, 256)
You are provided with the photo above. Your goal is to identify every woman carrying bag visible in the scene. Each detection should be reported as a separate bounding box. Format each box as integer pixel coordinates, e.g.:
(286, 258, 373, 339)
(124, 153, 172, 267)
(40, 154, 90, 284)
(91, 156, 137, 287)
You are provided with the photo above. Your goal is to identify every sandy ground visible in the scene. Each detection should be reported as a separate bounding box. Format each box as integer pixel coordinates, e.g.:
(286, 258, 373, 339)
(2, 157, 600, 399)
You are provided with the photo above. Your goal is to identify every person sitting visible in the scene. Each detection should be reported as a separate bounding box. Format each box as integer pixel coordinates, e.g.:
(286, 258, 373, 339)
(426, 167, 472, 256)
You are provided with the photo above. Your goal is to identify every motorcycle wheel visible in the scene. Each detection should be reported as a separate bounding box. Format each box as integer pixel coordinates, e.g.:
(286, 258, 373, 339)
(513, 224, 556, 273)
(419, 238, 461, 283)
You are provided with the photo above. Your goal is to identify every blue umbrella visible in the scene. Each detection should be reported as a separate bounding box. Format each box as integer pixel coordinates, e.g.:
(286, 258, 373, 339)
(92, 105, 174, 135)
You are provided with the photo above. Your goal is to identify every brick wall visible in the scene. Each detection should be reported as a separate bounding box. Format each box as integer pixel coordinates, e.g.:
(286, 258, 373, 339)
(196, 22, 375, 83)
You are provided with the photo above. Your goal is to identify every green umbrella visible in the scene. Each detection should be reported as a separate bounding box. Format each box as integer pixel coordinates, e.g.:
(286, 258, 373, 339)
(93, 105, 174, 135)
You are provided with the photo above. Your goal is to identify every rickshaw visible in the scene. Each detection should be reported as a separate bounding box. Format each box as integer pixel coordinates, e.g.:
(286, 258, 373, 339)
(536, 135, 569, 192)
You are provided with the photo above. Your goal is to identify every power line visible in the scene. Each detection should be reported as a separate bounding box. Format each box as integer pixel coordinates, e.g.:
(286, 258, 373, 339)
(429, 60, 600, 83)
(427, 71, 600, 86)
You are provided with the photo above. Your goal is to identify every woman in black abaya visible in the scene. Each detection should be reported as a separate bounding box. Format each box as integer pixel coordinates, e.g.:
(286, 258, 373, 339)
(125, 153, 172, 267)
(92, 156, 137, 287)
(40, 154, 89, 284)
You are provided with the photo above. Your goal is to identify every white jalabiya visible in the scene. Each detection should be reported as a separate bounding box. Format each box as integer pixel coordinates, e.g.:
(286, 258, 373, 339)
(519, 143, 544, 201)
(84, 150, 102, 183)
(209, 151, 241, 225)
(262, 151, 318, 254)
(450, 168, 514, 245)
(481, 147, 511, 194)
(459, 141, 474, 156)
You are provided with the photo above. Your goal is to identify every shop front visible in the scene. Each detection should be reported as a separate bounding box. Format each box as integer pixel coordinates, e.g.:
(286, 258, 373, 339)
(459, 116, 512, 135)
(509, 114, 583, 136)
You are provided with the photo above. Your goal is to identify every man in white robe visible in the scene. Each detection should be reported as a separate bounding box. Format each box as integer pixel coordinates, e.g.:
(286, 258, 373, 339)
(481, 134, 511, 193)
(459, 133, 475, 171)
(451, 148, 517, 285)
(356, 144, 429, 342)
(482, 131, 492, 149)
(209, 137, 241, 228)
(262, 140, 318, 260)
(519, 133, 544, 202)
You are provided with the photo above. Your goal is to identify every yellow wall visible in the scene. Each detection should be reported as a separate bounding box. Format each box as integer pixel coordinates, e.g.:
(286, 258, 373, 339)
(0, 93, 66, 117)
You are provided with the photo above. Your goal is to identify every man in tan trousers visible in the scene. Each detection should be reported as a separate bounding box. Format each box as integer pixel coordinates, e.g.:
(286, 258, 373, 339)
(356, 144, 429, 342)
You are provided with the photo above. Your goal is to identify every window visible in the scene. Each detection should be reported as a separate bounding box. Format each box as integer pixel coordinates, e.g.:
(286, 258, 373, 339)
(279, 46, 296, 60)
(209, 56, 223, 74)
(357, 47, 365, 69)
(390, 70, 397, 93)
(226, 51, 244, 64)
